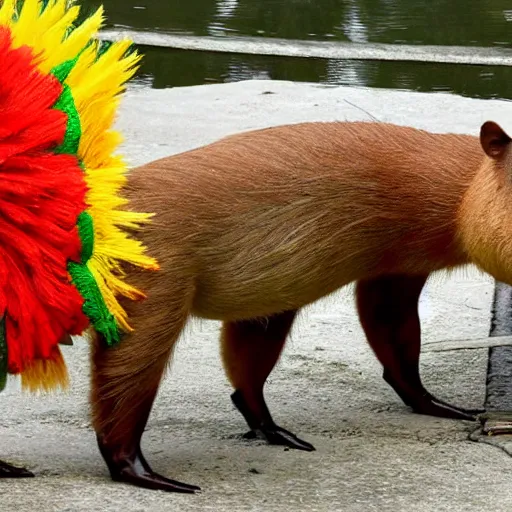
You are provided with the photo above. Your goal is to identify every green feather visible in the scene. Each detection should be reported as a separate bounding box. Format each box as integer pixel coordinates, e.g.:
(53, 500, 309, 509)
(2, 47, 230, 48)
(49, 52, 121, 346)
(68, 261, 119, 347)
(77, 212, 94, 264)
(51, 57, 79, 84)
(52, 84, 81, 155)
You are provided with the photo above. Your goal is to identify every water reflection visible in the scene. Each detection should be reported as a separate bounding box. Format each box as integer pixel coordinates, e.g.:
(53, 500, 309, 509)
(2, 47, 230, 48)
(84, 0, 512, 97)
(341, 0, 368, 43)
(135, 47, 512, 101)
(92, 0, 512, 46)
(208, 0, 239, 36)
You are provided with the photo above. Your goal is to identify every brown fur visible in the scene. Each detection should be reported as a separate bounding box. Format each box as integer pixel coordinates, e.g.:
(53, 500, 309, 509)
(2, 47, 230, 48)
(221, 310, 296, 424)
(90, 120, 510, 485)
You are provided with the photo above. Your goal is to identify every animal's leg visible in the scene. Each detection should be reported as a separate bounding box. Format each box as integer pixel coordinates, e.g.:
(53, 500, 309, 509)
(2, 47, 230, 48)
(0, 460, 34, 478)
(91, 282, 200, 493)
(356, 274, 483, 420)
(221, 310, 314, 451)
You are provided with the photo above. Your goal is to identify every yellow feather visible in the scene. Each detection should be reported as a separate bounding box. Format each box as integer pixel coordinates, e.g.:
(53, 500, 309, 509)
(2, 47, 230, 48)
(0, 0, 16, 25)
(1, 1, 103, 74)
(21, 346, 69, 393)
(1, 0, 159, 392)
(68, 34, 158, 333)
(65, 35, 157, 333)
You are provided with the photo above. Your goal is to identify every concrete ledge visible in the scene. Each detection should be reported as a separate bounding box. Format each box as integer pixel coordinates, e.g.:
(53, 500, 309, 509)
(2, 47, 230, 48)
(423, 335, 512, 353)
(100, 29, 512, 67)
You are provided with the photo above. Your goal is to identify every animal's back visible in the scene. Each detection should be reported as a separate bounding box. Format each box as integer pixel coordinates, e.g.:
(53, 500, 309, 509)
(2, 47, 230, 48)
(125, 121, 483, 320)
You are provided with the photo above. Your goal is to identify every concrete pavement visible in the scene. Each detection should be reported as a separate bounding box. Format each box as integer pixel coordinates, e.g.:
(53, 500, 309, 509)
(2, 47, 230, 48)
(1, 80, 512, 511)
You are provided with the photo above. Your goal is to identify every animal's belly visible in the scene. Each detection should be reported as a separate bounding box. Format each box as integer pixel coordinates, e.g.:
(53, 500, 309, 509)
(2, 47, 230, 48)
(191, 255, 358, 321)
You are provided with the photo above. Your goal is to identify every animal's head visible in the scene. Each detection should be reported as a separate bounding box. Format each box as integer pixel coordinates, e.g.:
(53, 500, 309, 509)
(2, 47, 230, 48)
(458, 121, 512, 283)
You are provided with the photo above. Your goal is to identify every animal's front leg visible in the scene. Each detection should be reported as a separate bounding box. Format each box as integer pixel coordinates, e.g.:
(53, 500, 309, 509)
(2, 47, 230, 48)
(91, 281, 201, 493)
(356, 274, 484, 421)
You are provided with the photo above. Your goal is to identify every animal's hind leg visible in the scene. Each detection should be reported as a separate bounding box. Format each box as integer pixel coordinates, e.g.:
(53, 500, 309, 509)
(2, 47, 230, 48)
(356, 274, 484, 420)
(221, 310, 315, 451)
(91, 281, 200, 493)
(0, 460, 34, 478)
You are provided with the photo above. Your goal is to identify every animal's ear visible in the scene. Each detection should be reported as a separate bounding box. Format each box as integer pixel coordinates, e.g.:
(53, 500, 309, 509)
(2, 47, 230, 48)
(480, 121, 512, 159)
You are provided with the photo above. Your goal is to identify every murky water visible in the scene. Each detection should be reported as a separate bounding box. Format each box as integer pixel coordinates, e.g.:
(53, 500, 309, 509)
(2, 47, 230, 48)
(84, 0, 512, 99)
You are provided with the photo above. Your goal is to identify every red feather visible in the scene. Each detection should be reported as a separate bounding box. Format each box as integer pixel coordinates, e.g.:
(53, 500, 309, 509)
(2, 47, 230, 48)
(0, 26, 89, 374)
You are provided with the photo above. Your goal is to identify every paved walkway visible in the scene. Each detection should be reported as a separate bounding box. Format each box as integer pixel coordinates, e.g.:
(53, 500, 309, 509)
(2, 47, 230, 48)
(2, 80, 512, 511)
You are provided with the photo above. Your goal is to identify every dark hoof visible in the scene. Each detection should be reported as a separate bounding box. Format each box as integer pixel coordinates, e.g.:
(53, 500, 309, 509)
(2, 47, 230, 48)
(230, 390, 315, 451)
(0, 460, 35, 478)
(97, 435, 200, 493)
(243, 426, 316, 451)
(430, 396, 485, 418)
(112, 468, 201, 493)
(412, 396, 484, 421)
(383, 372, 484, 421)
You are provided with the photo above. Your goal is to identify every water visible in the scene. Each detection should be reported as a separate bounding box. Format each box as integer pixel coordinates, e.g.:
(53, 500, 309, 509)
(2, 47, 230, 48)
(83, 0, 512, 99)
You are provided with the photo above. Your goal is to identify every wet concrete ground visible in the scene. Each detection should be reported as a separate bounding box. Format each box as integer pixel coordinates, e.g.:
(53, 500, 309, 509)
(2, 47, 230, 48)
(2, 81, 512, 511)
